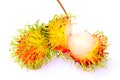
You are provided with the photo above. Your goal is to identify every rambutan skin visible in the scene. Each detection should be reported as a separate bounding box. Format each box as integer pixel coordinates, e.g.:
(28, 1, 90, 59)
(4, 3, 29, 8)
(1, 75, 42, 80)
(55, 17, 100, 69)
(10, 21, 50, 70)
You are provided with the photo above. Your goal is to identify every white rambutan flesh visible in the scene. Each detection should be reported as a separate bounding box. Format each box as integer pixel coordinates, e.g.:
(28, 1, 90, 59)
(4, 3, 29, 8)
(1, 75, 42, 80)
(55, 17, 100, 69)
(68, 32, 96, 57)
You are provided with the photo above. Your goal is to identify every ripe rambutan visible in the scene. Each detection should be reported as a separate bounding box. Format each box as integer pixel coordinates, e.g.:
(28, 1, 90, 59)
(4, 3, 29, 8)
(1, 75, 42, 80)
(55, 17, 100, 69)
(68, 31, 109, 71)
(47, 14, 72, 54)
(10, 21, 52, 70)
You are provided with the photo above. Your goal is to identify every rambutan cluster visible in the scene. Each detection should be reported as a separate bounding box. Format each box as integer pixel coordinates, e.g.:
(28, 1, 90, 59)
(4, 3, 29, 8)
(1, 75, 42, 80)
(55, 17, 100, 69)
(10, 0, 109, 71)
(10, 14, 109, 71)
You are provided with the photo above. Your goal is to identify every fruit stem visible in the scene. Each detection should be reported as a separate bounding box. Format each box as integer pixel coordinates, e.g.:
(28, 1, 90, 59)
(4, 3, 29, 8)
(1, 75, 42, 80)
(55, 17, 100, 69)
(57, 0, 68, 16)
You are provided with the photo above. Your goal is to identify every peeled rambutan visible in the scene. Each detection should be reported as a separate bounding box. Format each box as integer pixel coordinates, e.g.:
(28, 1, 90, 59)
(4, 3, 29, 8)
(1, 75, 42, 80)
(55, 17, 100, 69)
(47, 14, 72, 54)
(10, 21, 51, 70)
(68, 31, 109, 71)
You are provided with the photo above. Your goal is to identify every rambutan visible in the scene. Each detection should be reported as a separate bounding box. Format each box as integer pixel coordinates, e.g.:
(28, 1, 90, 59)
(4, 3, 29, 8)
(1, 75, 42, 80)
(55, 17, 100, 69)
(10, 21, 52, 70)
(68, 31, 109, 71)
(47, 14, 72, 54)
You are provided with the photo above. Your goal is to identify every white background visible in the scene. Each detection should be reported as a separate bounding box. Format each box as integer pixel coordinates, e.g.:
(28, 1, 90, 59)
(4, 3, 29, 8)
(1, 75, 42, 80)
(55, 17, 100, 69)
(0, 0, 120, 80)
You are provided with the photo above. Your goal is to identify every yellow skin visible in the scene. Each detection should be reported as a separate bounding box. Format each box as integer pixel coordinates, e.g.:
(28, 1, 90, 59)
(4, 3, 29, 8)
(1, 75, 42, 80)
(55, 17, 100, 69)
(47, 14, 72, 50)
(11, 22, 49, 70)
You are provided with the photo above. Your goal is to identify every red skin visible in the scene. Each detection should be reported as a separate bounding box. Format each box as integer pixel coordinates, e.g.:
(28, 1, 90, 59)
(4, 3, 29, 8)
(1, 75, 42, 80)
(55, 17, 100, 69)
(55, 45, 70, 54)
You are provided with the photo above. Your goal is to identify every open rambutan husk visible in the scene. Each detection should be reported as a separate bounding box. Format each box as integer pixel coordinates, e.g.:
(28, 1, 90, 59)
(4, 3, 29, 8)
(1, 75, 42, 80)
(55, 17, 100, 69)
(10, 21, 54, 70)
(67, 31, 109, 71)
